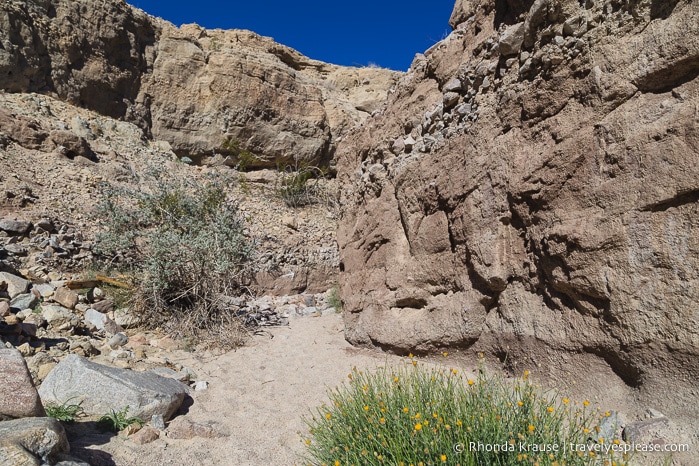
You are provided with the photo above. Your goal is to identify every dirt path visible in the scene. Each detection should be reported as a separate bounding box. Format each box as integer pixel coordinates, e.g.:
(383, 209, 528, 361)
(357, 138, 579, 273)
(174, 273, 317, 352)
(68, 313, 405, 465)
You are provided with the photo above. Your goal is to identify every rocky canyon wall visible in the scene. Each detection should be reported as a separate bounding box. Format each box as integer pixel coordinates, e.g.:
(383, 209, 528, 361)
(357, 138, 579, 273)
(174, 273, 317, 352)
(0, 0, 400, 166)
(337, 0, 698, 401)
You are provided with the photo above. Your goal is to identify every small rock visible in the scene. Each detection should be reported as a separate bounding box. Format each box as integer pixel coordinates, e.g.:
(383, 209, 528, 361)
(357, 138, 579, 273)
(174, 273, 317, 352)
(41, 305, 80, 330)
(442, 92, 460, 109)
(0, 301, 10, 317)
(498, 22, 525, 56)
(108, 333, 129, 348)
(84, 308, 109, 331)
(443, 77, 463, 92)
(391, 137, 405, 154)
(194, 381, 208, 391)
(53, 287, 79, 310)
(9, 293, 39, 312)
(131, 425, 160, 445)
(166, 418, 226, 439)
(91, 299, 113, 314)
(118, 423, 142, 438)
(86, 287, 104, 303)
(0, 218, 32, 236)
(0, 272, 30, 299)
(623, 417, 671, 444)
(16, 342, 33, 356)
(151, 414, 166, 430)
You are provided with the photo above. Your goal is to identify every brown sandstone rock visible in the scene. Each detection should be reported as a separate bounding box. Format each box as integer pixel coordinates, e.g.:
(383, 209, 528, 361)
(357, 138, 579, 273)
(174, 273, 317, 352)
(0, 348, 46, 420)
(131, 425, 160, 445)
(0, 108, 47, 150)
(0, 0, 400, 165)
(52, 287, 79, 310)
(337, 0, 699, 417)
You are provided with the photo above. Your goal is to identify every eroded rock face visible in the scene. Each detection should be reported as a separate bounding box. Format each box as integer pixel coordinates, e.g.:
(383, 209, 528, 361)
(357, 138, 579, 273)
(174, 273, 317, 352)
(337, 0, 698, 401)
(0, 0, 400, 165)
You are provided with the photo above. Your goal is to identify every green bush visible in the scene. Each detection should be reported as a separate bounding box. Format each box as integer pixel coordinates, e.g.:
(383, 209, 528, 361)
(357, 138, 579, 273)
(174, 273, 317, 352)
(93, 167, 255, 347)
(302, 358, 629, 466)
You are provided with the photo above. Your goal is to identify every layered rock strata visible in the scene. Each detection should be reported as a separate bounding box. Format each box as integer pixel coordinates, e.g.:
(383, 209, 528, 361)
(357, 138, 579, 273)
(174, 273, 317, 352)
(0, 0, 400, 166)
(337, 0, 698, 409)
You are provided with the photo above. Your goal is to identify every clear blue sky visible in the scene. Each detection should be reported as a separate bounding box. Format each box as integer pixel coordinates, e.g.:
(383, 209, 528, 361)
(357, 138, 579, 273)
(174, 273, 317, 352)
(128, 0, 456, 71)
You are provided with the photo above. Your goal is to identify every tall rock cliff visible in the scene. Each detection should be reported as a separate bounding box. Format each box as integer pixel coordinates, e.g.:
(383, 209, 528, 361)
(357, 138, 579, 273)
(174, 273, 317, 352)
(337, 0, 698, 411)
(0, 0, 400, 166)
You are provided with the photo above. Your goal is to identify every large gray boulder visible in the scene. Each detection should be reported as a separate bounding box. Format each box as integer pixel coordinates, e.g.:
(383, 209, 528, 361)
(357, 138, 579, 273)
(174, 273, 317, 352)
(39, 355, 188, 421)
(0, 349, 45, 420)
(0, 417, 69, 465)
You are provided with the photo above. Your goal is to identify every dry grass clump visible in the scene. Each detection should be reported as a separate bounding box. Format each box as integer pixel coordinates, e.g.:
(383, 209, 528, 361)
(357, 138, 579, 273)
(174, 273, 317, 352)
(93, 167, 255, 348)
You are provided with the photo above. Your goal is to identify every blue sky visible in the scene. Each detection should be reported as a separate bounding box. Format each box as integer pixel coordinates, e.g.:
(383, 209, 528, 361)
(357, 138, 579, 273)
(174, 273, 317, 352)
(128, 0, 456, 71)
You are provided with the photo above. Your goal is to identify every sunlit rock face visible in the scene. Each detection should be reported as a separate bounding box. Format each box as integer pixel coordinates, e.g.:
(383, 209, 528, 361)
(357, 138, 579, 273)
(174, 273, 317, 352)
(0, 0, 400, 166)
(337, 0, 699, 418)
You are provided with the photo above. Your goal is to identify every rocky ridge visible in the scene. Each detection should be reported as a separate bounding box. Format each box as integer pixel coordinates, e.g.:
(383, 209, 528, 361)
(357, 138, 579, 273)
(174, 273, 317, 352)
(0, 0, 400, 167)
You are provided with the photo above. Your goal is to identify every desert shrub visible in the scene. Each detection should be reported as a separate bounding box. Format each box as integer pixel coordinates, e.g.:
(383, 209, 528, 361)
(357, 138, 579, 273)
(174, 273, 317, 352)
(93, 167, 255, 347)
(327, 286, 342, 312)
(302, 358, 629, 466)
(276, 160, 334, 208)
